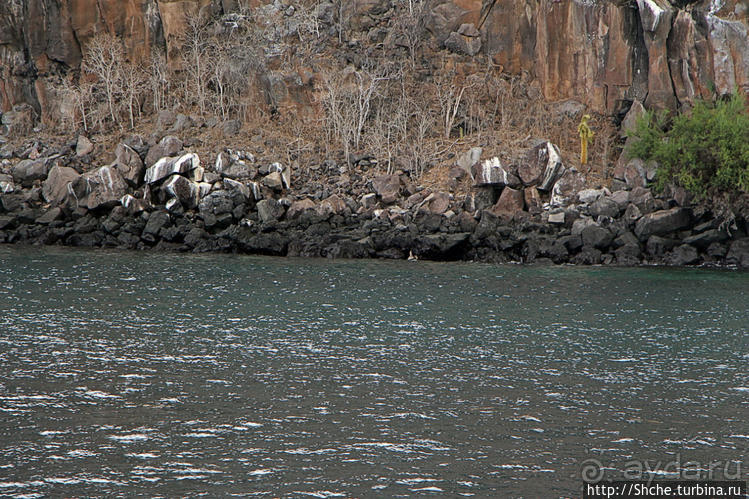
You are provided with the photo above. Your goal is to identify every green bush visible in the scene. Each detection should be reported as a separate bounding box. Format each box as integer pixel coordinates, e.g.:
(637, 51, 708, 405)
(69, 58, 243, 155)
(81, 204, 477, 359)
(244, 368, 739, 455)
(627, 93, 749, 197)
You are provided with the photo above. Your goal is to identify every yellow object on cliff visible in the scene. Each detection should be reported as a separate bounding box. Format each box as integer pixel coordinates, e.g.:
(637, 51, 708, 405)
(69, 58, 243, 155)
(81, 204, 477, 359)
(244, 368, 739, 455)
(578, 114, 595, 165)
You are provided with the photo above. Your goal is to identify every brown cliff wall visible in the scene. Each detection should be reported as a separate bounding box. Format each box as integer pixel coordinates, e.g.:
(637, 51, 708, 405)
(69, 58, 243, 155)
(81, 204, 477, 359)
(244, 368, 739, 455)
(1, 0, 748, 124)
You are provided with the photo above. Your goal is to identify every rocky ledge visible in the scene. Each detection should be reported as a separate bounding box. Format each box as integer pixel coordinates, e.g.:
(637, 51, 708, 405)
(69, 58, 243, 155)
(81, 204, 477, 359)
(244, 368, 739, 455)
(1, 134, 749, 269)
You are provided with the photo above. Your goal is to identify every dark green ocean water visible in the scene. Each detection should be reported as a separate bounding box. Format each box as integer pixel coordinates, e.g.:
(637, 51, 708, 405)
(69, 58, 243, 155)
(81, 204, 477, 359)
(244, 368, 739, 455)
(0, 246, 748, 497)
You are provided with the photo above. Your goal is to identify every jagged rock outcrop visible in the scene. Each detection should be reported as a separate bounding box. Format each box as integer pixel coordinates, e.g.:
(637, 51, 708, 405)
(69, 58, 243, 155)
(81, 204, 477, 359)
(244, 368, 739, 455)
(1, 0, 749, 128)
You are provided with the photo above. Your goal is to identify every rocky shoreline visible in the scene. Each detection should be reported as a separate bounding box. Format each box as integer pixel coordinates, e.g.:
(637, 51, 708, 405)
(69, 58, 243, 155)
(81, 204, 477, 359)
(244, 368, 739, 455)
(2, 134, 749, 269)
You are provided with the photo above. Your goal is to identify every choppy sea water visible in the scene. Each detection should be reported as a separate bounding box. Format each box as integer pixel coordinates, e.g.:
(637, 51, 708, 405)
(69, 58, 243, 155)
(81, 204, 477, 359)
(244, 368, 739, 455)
(0, 246, 748, 497)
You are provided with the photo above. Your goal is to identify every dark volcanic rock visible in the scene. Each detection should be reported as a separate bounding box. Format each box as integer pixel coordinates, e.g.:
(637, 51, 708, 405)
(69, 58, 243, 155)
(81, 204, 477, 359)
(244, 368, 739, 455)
(726, 238, 749, 268)
(12, 159, 48, 187)
(666, 244, 700, 266)
(634, 208, 692, 241)
(581, 224, 614, 249)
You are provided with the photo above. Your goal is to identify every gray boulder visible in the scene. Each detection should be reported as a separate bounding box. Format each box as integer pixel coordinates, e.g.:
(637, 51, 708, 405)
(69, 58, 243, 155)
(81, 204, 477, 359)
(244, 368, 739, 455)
(256, 198, 285, 223)
(145, 135, 183, 167)
(646, 235, 679, 257)
(163, 175, 200, 210)
(581, 224, 614, 249)
(262, 171, 284, 191)
(683, 229, 728, 249)
(444, 23, 481, 56)
(42, 166, 80, 205)
(0, 173, 14, 194)
(222, 161, 258, 180)
(199, 190, 234, 216)
(666, 244, 700, 266)
(726, 238, 749, 268)
(519, 141, 564, 190)
(113, 143, 145, 186)
(120, 194, 151, 215)
(634, 207, 692, 240)
(372, 174, 401, 204)
(550, 170, 585, 207)
(472, 157, 520, 188)
(81, 165, 129, 210)
(144, 153, 200, 184)
(589, 197, 621, 219)
(76, 135, 94, 157)
(12, 159, 48, 186)
(143, 210, 170, 235)
(287, 198, 316, 219)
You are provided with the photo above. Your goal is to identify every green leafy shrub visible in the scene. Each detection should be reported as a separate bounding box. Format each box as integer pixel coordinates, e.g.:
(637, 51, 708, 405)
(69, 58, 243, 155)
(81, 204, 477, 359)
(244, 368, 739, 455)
(627, 93, 749, 197)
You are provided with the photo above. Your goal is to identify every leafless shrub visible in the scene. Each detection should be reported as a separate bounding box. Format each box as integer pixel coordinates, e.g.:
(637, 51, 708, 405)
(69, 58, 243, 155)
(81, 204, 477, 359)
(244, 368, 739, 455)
(54, 76, 97, 133)
(148, 47, 171, 114)
(388, 0, 429, 69)
(319, 66, 394, 167)
(83, 32, 124, 125)
(181, 9, 213, 116)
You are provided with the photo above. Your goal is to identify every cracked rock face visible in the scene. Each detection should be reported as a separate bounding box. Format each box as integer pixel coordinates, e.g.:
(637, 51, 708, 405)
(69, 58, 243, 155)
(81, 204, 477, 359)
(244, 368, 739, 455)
(1, 0, 748, 122)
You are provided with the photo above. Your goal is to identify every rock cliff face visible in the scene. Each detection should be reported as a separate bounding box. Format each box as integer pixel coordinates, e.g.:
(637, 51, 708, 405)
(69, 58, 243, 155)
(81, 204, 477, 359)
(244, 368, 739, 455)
(1, 0, 748, 121)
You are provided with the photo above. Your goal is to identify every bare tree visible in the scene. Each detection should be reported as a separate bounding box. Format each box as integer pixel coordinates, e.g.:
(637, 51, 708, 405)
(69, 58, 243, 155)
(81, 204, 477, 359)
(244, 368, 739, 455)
(55, 76, 96, 133)
(434, 66, 476, 139)
(83, 32, 124, 125)
(181, 9, 212, 116)
(122, 62, 147, 129)
(148, 47, 170, 114)
(390, 0, 428, 69)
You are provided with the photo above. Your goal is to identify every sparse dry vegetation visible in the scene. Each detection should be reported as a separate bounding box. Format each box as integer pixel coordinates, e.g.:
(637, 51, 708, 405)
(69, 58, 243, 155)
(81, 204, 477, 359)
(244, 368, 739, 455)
(46, 0, 613, 188)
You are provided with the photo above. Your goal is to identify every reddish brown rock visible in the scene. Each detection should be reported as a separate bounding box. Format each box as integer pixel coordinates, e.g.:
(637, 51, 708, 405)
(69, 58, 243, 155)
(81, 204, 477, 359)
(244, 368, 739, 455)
(490, 187, 525, 219)
(524, 186, 542, 215)
(372, 175, 402, 204)
(286, 198, 316, 220)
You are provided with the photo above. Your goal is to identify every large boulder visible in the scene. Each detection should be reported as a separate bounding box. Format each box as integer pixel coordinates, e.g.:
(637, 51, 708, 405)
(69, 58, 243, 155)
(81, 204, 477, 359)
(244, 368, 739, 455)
(144, 153, 200, 184)
(120, 194, 151, 215)
(472, 157, 520, 187)
(42, 165, 80, 205)
(256, 198, 285, 223)
(372, 174, 401, 204)
(726, 238, 749, 267)
(421, 191, 452, 215)
(666, 244, 700, 266)
(518, 141, 564, 190)
(145, 135, 183, 167)
(222, 161, 258, 180)
(444, 23, 482, 56)
(12, 159, 48, 187)
(199, 190, 234, 216)
(223, 178, 252, 203)
(490, 187, 524, 219)
(613, 158, 648, 189)
(286, 198, 316, 219)
(581, 224, 614, 249)
(262, 171, 284, 191)
(163, 174, 200, 210)
(589, 196, 621, 219)
(81, 165, 129, 211)
(317, 194, 348, 217)
(634, 207, 693, 240)
(113, 143, 145, 186)
(550, 170, 586, 207)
